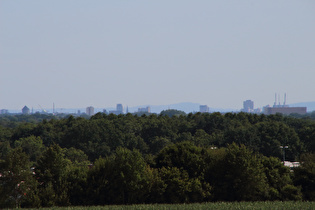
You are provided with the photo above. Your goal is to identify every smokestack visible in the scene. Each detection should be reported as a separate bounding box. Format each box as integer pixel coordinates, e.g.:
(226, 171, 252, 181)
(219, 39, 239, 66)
(278, 94, 281, 106)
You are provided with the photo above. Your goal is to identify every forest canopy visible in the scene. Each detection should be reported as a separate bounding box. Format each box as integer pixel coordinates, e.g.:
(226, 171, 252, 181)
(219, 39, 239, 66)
(0, 112, 315, 208)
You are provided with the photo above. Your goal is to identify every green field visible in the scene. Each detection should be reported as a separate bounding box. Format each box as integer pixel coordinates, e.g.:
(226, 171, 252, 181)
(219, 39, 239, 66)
(23, 202, 315, 210)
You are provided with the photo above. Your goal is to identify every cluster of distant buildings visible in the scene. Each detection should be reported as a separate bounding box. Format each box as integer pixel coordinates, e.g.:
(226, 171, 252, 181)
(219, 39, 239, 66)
(240, 94, 307, 115)
(199, 94, 307, 116)
(0, 104, 152, 116)
(240, 100, 262, 114)
(198, 100, 262, 114)
(84, 104, 151, 116)
(84, 104, 125, 116)
(1, 94, 308, 116)
(262, 94, 307, 115)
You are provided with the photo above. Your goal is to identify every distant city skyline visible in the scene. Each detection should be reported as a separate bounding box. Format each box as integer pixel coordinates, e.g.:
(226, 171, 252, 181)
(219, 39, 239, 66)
(3, 100, 315, 115)
(1, 96, 314, 112)
(1, 1, 314, 110)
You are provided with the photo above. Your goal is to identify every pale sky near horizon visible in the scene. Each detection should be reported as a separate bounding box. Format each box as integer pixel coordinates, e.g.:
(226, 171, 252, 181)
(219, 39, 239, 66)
(1, 0, 315, 110)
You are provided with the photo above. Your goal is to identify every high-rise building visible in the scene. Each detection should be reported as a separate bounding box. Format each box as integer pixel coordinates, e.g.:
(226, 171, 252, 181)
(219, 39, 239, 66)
(243, 100, 254, 112)
(200, 105, 209, 113)
(116, 104, 123, 114)
(22, 106, 30, 114)
(86, 106, 94, 116)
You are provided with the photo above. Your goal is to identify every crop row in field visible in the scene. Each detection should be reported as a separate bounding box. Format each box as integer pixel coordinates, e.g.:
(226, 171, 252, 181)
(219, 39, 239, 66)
(32, 201, 315, 210)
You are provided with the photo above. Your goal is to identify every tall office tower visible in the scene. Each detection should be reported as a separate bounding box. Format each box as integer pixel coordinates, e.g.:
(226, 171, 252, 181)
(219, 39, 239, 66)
(116, 104, 123, 114)
(200, 105, 209, 113)
(243, 100, 254, 112)
(86, 106, 95, 116)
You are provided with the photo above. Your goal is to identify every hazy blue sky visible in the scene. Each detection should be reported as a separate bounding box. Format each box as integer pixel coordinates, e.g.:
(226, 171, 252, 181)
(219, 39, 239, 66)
(1, 0, 315, 110)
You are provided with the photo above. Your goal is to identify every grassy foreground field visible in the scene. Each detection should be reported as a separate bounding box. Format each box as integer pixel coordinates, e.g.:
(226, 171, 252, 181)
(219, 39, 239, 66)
(25, 202, 315, 210)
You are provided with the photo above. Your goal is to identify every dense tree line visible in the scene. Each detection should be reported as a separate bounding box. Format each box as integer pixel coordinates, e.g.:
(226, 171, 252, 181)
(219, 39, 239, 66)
(0, 112, 315, 207)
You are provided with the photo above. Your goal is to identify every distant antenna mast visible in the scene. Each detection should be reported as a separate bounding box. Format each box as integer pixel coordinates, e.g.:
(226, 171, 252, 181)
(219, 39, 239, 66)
(284, 93, 286, 106)
(53, 103, 55, 114)
(274, 93, 277, 106)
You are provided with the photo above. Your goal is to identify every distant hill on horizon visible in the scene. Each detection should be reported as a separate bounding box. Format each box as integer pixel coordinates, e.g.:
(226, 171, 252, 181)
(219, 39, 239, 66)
(289, 101, 315, 112)
(146, 102, 238, 114)
(117, 102, 238, 114)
